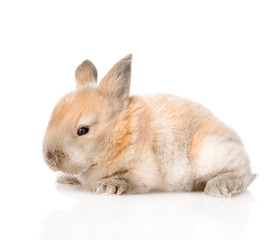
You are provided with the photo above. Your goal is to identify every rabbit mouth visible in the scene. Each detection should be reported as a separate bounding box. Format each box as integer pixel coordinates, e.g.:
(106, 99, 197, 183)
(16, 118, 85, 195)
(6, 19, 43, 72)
(45, 156, 59, 172)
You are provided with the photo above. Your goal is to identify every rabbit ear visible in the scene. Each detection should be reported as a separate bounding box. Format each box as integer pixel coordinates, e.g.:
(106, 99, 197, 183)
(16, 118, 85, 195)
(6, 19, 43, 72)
(99, 54, 132, 102)
(75, 60, 98, 90)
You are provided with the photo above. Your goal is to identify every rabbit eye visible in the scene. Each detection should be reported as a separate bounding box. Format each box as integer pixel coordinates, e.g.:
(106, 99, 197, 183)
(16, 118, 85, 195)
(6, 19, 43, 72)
(77, 127, 89, 136)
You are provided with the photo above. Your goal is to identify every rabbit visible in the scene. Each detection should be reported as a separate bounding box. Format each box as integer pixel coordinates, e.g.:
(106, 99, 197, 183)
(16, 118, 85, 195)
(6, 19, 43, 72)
(43, 54, 255, 197)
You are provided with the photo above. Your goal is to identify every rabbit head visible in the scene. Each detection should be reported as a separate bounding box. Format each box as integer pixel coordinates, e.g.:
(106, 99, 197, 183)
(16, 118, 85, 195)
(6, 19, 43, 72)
(43, 54, 132, 175)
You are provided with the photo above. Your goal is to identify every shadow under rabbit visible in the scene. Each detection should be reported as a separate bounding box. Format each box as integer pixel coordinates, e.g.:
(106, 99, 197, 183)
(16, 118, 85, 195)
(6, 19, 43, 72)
(41, 185, 254, 240)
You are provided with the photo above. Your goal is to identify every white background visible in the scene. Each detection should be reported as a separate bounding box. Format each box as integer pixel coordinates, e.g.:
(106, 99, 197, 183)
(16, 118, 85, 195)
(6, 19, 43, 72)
(0, 1, 279, 239)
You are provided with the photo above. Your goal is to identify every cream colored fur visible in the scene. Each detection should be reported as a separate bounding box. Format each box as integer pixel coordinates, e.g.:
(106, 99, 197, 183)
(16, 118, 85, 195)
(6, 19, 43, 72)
(43, 54, 255, 197)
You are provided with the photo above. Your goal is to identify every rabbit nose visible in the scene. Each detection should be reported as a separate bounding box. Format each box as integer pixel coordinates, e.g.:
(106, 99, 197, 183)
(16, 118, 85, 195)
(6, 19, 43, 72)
(46, 151, 57, 166)
(47, 151, 54, 160)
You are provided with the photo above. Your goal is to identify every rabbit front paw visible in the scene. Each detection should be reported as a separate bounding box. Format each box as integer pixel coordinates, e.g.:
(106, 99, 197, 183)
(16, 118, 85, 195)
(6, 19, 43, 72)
(94, 176, 130, 195)
(56, 174, 81, 185)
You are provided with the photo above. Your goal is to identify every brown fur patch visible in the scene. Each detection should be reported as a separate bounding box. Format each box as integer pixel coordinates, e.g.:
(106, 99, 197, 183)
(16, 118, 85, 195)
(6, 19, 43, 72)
(192, 181, 207, 191)
(104, 109, 134, 173)
(103, 169, 129, 179)
(95, 97, 146, 177)
(49, 89, 104, 130)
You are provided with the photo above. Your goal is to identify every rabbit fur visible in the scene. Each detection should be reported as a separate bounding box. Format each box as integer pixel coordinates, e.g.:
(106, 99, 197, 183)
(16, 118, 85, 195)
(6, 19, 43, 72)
(43, 54, 255, 197)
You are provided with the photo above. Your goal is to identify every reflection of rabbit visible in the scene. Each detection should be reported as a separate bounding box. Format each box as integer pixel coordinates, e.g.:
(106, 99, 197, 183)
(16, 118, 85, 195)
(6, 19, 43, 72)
(43, 54, 255, 197)
(41, 187, 253, 240)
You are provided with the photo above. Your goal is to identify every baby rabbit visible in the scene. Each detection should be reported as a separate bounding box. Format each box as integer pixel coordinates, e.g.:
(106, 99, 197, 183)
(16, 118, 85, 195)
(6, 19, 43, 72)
(43, 54, 255, 197)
